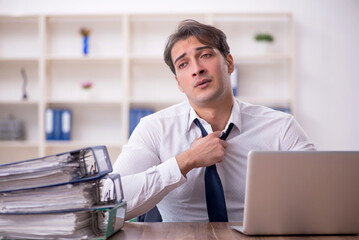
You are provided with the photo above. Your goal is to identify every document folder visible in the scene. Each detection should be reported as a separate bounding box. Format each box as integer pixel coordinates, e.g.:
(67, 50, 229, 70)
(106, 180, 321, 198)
(0, 201, 127, 240)
(0, 146, 127, 239)
(0, 174, 124, 214)
(0, 145, 112, 192)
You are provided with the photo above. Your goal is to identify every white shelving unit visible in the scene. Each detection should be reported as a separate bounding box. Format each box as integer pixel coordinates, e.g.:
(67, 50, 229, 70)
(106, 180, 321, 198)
(0, 13, 294, 164)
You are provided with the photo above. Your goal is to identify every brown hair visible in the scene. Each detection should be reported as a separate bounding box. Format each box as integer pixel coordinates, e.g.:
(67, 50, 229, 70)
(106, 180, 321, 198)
(163, 19, 230, 75)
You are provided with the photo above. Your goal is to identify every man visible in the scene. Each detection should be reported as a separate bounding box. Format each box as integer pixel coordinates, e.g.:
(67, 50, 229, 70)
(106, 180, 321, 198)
(112, 19, 315, 222)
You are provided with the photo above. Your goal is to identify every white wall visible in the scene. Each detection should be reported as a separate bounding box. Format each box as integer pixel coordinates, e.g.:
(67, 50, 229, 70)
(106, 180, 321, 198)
(1, 0, 358, 150)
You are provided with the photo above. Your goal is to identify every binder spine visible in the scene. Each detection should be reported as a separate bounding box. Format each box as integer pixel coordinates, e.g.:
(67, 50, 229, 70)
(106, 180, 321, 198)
(61, 109, 72, 140)
(45, 109, 54, 140)
(45, 108, 72, 141)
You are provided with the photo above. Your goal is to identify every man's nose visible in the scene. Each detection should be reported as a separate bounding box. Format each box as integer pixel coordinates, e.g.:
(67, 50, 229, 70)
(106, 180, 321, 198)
(192, 61, 206, 77)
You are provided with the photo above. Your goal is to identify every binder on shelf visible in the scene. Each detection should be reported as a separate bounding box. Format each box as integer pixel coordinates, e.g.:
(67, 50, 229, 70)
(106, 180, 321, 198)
(0, 145, 112, 192)
(53, 108, 62, 140)
(45, 108, 54, 140)
(61, 108, 72, 140)
(45, 108, 72, 141)
(0, 201, 127, 240)
(0, 173, 124, 214)
(271, 107, 291, 114)
(231, 64, 239, 97)
(129, 108, 154, 136)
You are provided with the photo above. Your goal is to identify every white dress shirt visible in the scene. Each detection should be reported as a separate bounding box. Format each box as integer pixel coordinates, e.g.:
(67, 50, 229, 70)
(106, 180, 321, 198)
(112, 99, 316, 222)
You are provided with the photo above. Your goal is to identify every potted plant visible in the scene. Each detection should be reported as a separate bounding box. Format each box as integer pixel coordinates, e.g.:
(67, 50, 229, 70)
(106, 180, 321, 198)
(81, 80, 93, 99)
(254, 33, 274, 54)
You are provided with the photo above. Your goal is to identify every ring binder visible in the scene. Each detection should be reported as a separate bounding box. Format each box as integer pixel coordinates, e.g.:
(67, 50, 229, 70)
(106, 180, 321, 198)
(0, 201, 127, 240)
(0, 145, 112, 192)
(0, 174, 124, 214)
(0, 146, 127, 239)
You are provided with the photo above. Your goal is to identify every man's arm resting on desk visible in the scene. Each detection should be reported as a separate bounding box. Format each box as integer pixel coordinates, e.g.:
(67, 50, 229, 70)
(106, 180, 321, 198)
(117, 156, 186, 220)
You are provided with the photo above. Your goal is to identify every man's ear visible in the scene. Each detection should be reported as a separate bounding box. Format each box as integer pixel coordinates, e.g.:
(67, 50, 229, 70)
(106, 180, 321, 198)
(226, 53, 235, 74)
(175, 76, 184, 93)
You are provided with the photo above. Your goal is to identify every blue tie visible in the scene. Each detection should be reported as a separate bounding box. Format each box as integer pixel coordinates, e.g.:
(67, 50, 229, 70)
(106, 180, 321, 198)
(194, 118, 234, 222)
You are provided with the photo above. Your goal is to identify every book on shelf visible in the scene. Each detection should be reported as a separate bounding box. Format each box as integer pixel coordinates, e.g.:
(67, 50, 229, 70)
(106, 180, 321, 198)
(0, 145, 127, 240)
(129, 108, 154, 136)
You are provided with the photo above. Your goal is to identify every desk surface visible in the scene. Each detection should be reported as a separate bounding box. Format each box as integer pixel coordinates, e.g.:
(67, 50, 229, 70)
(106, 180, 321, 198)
(110, 222, 359, 240)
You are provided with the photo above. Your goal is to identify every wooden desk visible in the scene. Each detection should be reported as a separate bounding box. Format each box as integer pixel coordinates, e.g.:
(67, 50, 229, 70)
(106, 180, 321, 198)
(109, 222, 359, 240)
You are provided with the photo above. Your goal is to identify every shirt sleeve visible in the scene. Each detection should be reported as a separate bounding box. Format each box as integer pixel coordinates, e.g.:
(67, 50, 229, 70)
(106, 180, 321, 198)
(280, 115, 317, 151)
(111, 118, 186, 220)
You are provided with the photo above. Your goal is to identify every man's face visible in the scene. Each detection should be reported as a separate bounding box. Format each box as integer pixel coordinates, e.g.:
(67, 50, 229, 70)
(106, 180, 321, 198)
(171, 36, 234, 107)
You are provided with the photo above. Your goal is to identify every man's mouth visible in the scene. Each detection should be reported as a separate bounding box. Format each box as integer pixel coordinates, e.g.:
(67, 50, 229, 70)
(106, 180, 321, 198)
(195, 79, 211, 88)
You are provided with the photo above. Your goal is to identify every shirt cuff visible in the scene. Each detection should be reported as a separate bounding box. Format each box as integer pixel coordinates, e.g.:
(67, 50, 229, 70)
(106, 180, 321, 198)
(157, 157, 186, 189)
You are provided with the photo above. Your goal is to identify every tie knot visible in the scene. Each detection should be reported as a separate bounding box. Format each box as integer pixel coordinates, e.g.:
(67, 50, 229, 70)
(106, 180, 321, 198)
(220, 123, 234, 141)
(194, 118, 234, 140)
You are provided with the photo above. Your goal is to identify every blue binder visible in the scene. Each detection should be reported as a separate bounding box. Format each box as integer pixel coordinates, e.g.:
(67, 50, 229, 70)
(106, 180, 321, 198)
(0, 145, 112, 192)
(129, 108, 154, 136)
(231, 64, 239, 96)
(45, 108, 72, 141)
(45, 108, 54, 140)
(53, 109, 62, 140)
(61, 109, 72, 140)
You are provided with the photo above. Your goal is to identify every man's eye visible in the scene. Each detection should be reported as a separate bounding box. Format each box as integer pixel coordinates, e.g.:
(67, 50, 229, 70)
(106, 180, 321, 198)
(178, 62, 187, 69)
(201, 53, 212, 58)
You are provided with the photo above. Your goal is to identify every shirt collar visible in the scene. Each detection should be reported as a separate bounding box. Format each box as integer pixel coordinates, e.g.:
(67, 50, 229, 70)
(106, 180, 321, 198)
(187, 98, 242, 133)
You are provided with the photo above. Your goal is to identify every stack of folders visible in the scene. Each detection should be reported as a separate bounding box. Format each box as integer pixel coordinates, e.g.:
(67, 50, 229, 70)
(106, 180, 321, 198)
(0, 145, 126, 240)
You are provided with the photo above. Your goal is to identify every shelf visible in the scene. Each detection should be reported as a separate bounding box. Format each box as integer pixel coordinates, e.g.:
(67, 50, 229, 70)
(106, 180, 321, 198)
(0, 13, 295, 162)
(0, 146, 39, 164)
(129, 14, 207, 57)
(130, 97, 186, 110)
(237, 96, 291, 108)
(0, 16, 39, 59)
(130, 54, 164, 61)
(46, 56, 123, 63)
(44, 141, 122, 164)
(0, 60, 40, 102)
(46, 59, 123, 102)
(0, 140, 39, 148)
(233, 54, 291, 62)
(0, 100, 39, 105)
(47, 99, 123, 106)
(0, 57, 38, 62)
(46, 15, 124, 58)
(44, 141, 123, 148)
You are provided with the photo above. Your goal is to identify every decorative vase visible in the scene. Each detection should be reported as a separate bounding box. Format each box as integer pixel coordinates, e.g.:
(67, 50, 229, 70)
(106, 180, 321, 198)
(82, 89, 93, 100)
(256, 41, 271, 54)
(83, 36, 89, 55)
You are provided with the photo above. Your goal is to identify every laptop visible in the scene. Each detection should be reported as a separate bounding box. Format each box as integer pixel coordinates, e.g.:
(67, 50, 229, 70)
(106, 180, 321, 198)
(232, 151, 359, 235)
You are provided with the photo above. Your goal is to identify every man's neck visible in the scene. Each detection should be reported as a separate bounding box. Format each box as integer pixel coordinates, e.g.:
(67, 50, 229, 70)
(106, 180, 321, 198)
(192, 97, 234, 132)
